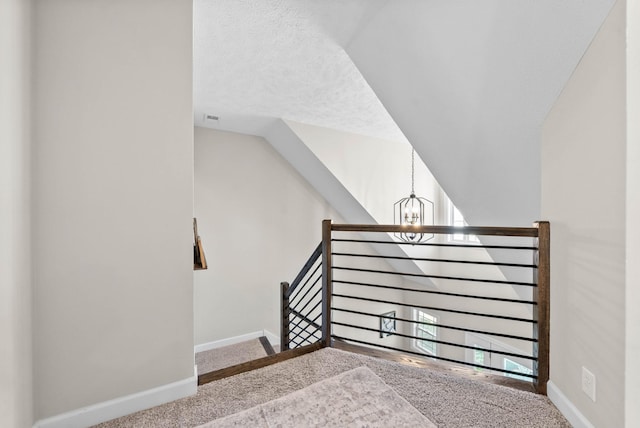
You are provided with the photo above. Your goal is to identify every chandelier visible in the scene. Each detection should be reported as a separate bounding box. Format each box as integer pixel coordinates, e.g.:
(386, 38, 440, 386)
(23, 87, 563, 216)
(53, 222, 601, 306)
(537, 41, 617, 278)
(393, 148, 434, 242)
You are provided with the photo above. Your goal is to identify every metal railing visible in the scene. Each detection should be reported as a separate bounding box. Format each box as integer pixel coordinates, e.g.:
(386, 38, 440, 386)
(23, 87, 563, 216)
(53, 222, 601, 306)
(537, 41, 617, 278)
(280, 243, 323, 351)
(281, 220, 549, 394)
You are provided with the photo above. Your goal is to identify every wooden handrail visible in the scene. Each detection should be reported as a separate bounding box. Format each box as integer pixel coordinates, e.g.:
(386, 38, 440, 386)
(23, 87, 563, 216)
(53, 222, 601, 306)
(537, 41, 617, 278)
(331, 223, 539, 237)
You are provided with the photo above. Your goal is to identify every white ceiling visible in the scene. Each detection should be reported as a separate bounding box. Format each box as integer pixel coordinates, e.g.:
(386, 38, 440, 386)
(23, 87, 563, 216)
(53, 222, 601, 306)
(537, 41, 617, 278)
(342, 0, 615, 225)
(193, 0, 406, 141)
(193, 0, 614, 225)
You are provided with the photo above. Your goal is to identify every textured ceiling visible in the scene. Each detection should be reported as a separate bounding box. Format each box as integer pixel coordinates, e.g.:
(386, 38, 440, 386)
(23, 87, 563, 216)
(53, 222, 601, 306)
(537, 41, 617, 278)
(193, 0, 613, 228)
(193, 0, 406, 141)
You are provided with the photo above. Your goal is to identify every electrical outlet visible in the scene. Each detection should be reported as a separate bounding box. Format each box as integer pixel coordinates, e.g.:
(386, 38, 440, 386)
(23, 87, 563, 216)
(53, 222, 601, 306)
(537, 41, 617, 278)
(582, 366, 596, 402)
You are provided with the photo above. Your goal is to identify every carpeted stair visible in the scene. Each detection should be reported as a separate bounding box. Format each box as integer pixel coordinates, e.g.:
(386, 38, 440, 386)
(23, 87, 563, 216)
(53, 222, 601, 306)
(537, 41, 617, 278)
(196, 336, 276, 376)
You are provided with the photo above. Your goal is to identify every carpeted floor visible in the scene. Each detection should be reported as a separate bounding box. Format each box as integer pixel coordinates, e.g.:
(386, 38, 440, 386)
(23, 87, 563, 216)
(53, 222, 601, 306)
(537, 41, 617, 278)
(195, 338, 269, 375)
(197, 367, 436, 428)
(94, 347, 570, 428)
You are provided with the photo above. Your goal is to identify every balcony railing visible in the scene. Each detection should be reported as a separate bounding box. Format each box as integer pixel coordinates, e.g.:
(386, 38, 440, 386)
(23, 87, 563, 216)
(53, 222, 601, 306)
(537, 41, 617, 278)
(281, 220, 550, 394)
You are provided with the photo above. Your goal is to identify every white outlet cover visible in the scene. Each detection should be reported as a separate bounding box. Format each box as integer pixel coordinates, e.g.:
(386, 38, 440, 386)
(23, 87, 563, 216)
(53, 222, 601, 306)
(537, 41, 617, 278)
(581, 366, 596, 402)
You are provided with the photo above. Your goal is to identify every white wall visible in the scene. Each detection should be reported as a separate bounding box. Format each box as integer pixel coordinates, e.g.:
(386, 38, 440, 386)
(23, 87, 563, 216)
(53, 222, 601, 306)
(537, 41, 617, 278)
(193, 127, 340, 345)
(541, 1, 626, 426)
(0, 0, 33, 426)
(264, 119, 380, 226)
(345, 1, 616, 228)
(32, 0, 194, 421)
(282, 120, 446, 280)
(626, 0, 640, 426)
(193, 126, 433, 351)
(285, 120, 441, 226)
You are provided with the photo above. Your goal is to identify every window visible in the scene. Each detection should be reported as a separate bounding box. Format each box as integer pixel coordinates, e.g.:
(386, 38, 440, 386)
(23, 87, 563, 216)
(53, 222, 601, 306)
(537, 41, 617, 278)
(448, 200, 478, 243)
(473, 347, 485, 371)
(504, 358, 534, 381)
(466, 332, 534, 380)
(414, 309, 437, 355)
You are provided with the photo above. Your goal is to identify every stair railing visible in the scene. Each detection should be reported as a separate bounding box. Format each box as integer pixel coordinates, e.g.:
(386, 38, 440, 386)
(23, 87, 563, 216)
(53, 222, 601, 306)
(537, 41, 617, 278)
(281, 220, 549, 394)
(280, 243, 323, 351)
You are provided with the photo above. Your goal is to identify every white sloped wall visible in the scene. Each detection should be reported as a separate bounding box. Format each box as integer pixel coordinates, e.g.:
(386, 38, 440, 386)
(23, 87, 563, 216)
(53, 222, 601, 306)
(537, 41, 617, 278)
(345, 0, 615, 227)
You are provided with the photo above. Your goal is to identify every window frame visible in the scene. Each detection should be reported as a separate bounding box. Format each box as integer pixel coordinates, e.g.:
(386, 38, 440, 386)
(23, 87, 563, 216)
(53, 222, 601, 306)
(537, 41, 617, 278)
(413, 308, 438, 356)
(447, 199, 479, 243)
(503, 357, 534, 381)
(465, 332, 534, 380)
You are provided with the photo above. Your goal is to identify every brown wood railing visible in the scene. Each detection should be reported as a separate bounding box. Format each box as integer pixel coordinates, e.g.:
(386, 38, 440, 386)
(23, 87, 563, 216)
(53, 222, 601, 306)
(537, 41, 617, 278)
(281, 220, 550, 394)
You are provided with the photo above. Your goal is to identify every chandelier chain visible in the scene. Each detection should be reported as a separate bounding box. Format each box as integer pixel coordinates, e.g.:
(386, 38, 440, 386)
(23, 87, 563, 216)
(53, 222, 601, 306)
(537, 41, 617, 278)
(411, 148, 415, 194)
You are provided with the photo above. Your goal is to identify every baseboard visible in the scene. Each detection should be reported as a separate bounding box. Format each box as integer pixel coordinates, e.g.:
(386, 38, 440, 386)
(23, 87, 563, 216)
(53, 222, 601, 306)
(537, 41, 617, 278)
(195, 329, 281, 353)
(547, 380, 595, 428)
(194, 330, 265, 353)
(33, 366, 197, 428)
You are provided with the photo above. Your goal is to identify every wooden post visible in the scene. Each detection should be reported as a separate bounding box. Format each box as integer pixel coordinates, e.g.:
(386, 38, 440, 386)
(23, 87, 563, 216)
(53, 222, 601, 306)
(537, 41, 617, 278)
(321, 219, 333, 348)
(533, 221, 550, 394)
(280, 281, 290, 352)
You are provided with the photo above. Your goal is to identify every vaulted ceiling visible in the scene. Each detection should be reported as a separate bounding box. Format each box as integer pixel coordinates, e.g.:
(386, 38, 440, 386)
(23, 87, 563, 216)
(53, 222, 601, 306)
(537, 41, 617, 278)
(193, 0, 616, 225)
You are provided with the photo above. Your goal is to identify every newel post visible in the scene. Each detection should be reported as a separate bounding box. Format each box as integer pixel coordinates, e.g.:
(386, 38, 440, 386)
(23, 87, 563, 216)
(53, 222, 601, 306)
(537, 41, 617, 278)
(280, 281, 290, 352)
(321, 219, 333, 348)
(533, 221, 550, 394)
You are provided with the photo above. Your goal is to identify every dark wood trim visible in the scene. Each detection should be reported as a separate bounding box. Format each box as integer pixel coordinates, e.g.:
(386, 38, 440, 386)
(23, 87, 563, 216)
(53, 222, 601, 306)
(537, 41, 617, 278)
(321, 219, 332, 348)
(193, 218, 208, 270)
(333, 341, 535, 394)
(198, 342, 323, 386)
(259, 336, 276, 356)
(331, 223, 539, 237)
(280, 281, 290, 352)
(533, 221, 550, 395)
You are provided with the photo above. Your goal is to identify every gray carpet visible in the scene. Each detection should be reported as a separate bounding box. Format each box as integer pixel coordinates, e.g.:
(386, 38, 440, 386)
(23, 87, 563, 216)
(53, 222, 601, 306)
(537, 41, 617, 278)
(195, 338, 269, 375)
(94, 347, 570, 428)
(196, 367, 436, 427)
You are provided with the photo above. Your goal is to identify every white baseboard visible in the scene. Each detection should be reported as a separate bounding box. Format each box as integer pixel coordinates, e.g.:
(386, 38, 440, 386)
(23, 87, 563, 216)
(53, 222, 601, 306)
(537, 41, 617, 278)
(195, 329, 280, 353)
(33, 366, 197, 428)
(194, 330, 264, 353)
(547, 380, 595, 428)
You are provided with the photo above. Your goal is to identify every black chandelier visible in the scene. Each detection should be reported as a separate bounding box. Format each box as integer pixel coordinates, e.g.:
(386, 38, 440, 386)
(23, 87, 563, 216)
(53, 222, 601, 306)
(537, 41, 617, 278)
(394, 148, 434, 242)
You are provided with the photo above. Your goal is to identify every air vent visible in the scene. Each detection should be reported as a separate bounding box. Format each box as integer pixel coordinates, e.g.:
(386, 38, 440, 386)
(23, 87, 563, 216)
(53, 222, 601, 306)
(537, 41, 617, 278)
(204, 114, 219, 122)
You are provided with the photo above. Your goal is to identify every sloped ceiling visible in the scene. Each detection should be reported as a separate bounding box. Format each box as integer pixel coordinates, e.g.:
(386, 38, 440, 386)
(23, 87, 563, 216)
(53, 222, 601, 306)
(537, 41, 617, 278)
(345, 0, 617, 225)
(193, 0, 615, 225)
(193, 0, 402, 140)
